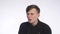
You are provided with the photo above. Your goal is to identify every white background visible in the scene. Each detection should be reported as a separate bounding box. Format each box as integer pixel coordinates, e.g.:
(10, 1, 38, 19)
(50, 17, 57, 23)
(0, 0, 60, 34)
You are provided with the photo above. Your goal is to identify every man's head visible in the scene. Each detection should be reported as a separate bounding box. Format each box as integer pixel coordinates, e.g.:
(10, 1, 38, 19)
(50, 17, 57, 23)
(26, 5, 40, 23)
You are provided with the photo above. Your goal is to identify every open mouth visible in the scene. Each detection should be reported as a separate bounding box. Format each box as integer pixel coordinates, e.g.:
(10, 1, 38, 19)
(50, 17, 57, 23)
(28, 19, 32, 21)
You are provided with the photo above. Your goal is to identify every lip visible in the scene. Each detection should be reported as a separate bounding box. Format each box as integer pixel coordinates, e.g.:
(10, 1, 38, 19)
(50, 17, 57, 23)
(28, 19, 32, 21)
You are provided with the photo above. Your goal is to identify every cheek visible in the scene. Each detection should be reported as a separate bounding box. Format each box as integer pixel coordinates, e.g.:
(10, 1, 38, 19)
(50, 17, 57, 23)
(32, 14, 38, 19)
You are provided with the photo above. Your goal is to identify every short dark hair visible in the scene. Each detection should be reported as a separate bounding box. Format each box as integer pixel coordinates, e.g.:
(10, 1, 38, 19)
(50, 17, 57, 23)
(26, 5, 40, 13)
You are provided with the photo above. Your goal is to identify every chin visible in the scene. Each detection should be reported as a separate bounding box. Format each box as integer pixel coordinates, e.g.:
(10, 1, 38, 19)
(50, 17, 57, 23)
(28, 21, 33, 23)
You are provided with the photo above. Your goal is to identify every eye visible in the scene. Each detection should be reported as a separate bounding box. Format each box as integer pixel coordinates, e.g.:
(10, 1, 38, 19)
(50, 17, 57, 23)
(27, 13, 29, 15)
(31, 13, 34, 15)
(27, 13, 34, 15)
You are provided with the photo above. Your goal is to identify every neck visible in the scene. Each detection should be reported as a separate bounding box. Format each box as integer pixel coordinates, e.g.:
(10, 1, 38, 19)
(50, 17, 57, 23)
(32, 19, 38, 26)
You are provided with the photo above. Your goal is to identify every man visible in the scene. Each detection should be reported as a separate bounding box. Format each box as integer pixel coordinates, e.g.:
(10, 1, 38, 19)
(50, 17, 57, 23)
(18, 5, 52, 34)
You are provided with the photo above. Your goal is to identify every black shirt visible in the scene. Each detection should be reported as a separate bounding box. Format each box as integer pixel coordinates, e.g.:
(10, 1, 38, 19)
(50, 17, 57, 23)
(18, 20, 52, 34)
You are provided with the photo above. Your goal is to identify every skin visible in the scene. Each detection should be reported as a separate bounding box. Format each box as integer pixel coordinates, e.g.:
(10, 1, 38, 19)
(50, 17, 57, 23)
(27, 8, 40, 26)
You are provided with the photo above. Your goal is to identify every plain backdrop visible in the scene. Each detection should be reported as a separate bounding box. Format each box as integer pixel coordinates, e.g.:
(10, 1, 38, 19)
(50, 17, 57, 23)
(0, 0, 60, 34)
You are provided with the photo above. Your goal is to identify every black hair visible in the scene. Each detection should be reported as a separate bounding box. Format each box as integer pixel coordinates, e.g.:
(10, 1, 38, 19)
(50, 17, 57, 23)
(26, 5, 40, 13)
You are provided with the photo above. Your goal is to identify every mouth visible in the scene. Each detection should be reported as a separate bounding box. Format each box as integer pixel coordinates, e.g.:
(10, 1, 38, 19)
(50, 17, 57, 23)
(28, 19, 32, 21)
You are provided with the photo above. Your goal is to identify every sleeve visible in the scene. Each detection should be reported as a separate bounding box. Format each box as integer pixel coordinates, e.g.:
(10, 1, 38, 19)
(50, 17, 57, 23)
(18, 23, 27, 34)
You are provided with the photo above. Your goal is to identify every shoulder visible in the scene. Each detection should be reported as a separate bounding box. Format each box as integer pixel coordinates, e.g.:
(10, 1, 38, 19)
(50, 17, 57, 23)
(20, 22, 29, 28)
(40, 22, 52, 34)
(39, 21, 51, 31)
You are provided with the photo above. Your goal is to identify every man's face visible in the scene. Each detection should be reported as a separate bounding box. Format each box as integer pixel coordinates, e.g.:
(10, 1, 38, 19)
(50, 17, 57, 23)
(27, 8, 40, 24)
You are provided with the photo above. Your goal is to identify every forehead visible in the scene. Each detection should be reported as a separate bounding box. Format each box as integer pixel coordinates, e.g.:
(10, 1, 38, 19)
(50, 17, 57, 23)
(27, 8, 38, 13)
